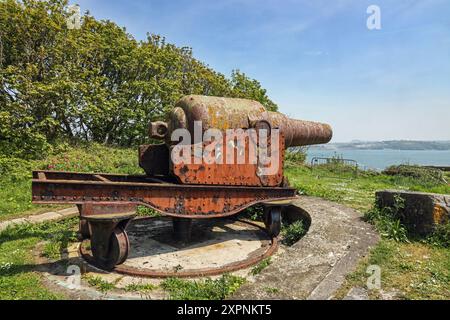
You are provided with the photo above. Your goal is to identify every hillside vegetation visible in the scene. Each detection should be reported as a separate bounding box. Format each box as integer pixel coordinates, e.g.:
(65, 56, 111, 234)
(0, 0, 277, 160)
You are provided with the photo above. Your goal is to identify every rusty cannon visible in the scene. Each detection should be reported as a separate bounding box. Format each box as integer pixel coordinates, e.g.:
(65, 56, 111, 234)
(32, 95, 332, 271)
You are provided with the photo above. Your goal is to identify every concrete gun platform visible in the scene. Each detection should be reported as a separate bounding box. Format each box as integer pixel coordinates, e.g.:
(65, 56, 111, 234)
(34, 196, 379, 299)
(231, 197, 379, 300)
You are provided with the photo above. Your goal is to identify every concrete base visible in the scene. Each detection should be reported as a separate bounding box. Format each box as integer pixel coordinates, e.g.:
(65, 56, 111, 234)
(231, 197, 379, 300)
(35, 197, 379, 300)
(119, 217, 271, 272)
(37, 217, 273, 299)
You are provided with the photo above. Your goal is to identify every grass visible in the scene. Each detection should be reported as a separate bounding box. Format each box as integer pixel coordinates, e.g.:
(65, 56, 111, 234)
(285, 165, 450, 212)
(161, 274, 246, 300)
(84, 275, 116, 293)
(334, 240, 450, 300)
(124, 283, 157, 293)
(0, 218, 78, 299)
(286, 162, 449, 300)
(426, 223, 450, 248)
(364, 197, 409, 243)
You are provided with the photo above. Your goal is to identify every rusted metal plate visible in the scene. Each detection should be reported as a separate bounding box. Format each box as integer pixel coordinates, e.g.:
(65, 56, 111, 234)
(32, 171, 297, 218)
(77, 203, 137, 217)
(171, 132, 285, 187)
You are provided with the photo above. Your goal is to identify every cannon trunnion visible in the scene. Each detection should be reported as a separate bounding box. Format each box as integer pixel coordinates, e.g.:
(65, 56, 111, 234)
(32, 95, 332, 271)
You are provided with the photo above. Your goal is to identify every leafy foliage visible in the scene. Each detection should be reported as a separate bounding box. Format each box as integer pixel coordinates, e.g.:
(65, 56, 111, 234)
(426, 222, 450, 248)
(281, 220, 307, 246)
(0, 0, 277, 159)
(364, 196, 409, 242)
(284, 147, 308, 166)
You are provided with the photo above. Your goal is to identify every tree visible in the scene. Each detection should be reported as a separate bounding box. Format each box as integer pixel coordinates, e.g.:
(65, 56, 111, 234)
(231, 70, 278, 112)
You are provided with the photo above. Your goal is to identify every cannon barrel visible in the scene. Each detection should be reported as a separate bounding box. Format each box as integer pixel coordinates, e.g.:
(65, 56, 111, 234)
(150, 95, 332, 148)
(266, 111, 332, 147)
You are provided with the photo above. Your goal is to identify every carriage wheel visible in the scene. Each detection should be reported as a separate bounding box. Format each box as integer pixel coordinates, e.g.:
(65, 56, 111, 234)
(78, 218, 91, 240)
(264, 206, 281, 238)
(90, 226, 130, 270)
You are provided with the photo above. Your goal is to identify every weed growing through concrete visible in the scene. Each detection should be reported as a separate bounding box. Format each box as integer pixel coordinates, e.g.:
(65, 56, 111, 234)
(84, 275, 115, 293)
(124, 283, 157, 292)
(264, 286, 280, 294)
(161, 274, 245, 300)
(251, 258, 271, 275)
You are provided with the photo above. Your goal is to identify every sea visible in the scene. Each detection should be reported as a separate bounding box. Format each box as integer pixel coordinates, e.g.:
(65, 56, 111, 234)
(306, 149, 450, 171)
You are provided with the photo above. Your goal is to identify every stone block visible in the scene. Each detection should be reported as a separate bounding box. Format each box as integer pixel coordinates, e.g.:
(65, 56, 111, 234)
(375, 190, 449, 235)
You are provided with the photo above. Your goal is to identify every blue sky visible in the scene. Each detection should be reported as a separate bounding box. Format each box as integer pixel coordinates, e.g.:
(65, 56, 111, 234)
(71, 0, 450, 142)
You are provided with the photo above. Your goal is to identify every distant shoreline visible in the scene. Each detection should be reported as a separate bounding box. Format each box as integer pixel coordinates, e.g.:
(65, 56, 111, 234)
(310, 140, 450, 151)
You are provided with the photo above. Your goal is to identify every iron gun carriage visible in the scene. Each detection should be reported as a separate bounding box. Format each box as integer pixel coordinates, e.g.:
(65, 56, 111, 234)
(32, 95, 332, 270)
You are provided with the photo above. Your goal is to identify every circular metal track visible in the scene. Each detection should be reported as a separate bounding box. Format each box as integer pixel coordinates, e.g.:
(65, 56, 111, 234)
(80, 218, 278, 278)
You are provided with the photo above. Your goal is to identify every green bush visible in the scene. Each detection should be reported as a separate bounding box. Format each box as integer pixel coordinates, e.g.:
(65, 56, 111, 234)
(239, 205, 264, 221)
(383, 165, 445, 185)
(284, 147, 307, 166)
